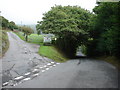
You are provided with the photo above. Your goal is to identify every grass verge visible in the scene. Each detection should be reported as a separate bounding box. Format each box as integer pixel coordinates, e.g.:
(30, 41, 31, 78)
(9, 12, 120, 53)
(14, 31, 25, 41)
(38, 46, 68, 62)
(0, 30, 9, 57)
(14, 31, 68, 62)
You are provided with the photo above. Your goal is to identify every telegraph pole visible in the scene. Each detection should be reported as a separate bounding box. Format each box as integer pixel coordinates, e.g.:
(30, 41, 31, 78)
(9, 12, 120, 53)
(21, 21, 22, 31)
(0, 11, 1, 30)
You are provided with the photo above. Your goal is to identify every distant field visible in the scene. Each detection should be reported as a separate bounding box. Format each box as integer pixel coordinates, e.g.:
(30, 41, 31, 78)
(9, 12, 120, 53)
(0, 30, 9, 57)
(14, 31, 43, 45)
(28, 34, 43, 44)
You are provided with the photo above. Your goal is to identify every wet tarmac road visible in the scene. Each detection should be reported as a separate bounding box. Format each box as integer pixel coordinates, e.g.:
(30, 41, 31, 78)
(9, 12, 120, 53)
(1, 32, 55, 87)
(6, 59, 117, 88)
(1, 32, 118, 88)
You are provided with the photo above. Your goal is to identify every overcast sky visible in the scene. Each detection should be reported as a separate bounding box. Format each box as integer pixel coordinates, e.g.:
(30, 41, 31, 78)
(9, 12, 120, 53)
(0, 0, 97, 25)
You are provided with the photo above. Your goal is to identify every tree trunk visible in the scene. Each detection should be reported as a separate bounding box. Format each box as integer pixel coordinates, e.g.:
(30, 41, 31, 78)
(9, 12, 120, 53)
(25, 35, 28, 41)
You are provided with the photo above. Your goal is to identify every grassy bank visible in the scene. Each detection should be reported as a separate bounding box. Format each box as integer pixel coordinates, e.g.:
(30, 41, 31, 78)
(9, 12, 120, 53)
(0, 30, 9, 57)
(39, 46, 68, 62)
(14, 31, 68, 62)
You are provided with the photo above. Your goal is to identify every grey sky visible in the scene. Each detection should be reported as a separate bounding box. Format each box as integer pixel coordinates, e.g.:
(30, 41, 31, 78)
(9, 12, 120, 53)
(0, 0, 97, 25)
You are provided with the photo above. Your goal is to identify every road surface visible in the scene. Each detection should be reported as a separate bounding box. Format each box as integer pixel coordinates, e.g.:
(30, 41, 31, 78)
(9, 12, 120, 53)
(1, 32, 118, 88)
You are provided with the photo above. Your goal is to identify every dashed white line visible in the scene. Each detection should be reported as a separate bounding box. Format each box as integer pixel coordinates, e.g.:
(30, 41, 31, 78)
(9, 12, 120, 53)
(2, 62, 59, 87)
(40, 67, 43, 69)
(3, 82, 9, 86)
(41, 70, 45, 72)
(24, 72, 31, 75)
(23, 77, 31, 81)
(56, 63, 60, 64)
(53, 65, 56, 67)
(46, 68, 49, 70)
(14, 76, 24, 80)
(33, 73, 39, 77)
(47, 63, 51, 65)
(32, 69, 39, 72)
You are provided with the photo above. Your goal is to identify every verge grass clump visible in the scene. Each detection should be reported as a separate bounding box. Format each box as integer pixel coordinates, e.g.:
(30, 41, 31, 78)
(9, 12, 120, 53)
(0, 30, 9, 57)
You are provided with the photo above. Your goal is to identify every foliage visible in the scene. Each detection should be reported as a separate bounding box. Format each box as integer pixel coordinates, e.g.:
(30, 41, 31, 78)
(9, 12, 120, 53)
(8, 21, 18, 30)
(21, 26, 34, 41)
(37, 5, 92, 58)
(36, 23, 41, 34)
(14, 31, 25, 41)
(0, 16, 18, 30)
(1, 16, 9, 29)
(0, 30, 9, 57)
(28, 34, 43, 44)
(87, 2, 120, 57)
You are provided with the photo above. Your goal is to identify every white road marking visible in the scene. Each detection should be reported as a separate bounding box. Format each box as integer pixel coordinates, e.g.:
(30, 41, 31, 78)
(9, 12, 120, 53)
(46, 68, 49, 70)
(3, 82, 9, 86)
(47, 63, 51, 65)
(32, 69, 39, 72)
(24, 72, 31, 75)
(41, 70, 45, 72)
(53, 65, 56, 67)
(13, 83, 17, 86)
(33, 73, 39, 77)
(23, 77, 31, 81)
(56, 63, 60, 64)
(14, 76, 24, 80)
(40, 67, 43, 69)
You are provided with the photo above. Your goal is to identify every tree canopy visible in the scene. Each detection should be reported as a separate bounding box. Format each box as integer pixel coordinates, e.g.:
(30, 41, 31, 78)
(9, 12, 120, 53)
(37, 5, 92, 57)
(0, 16, 18, 30)
(21, 26, 33, 41)
(87, 2, 120, 57)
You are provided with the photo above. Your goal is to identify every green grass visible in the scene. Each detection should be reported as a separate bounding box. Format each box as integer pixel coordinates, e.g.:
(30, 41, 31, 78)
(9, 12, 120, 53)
(39, 46, 68, 62)
(14, 31, 43, 45)
(15, 32, 25, 41)
(0, 30, 9, 57)
(14, 31, 68, 62)
(28, 34, 43, 45)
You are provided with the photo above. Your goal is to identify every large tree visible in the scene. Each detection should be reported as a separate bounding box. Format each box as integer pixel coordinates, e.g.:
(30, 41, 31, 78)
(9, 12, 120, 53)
(87, 2, 120, 57)
(21, 26, 33, 41)
(37, 5, 92, 58)
(8, 21, 18, 30)
(1, 16, 9, 29)
(0, 16, 18, 30)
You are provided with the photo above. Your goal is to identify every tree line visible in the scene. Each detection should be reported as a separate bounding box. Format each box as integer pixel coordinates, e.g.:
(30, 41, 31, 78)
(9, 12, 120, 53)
(36, 5, 92, 58)
(87, 2, 120, 58)
(0, 16, 18, 30)
(1, 16, 34, 41)
(36, 2, 120, 59)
